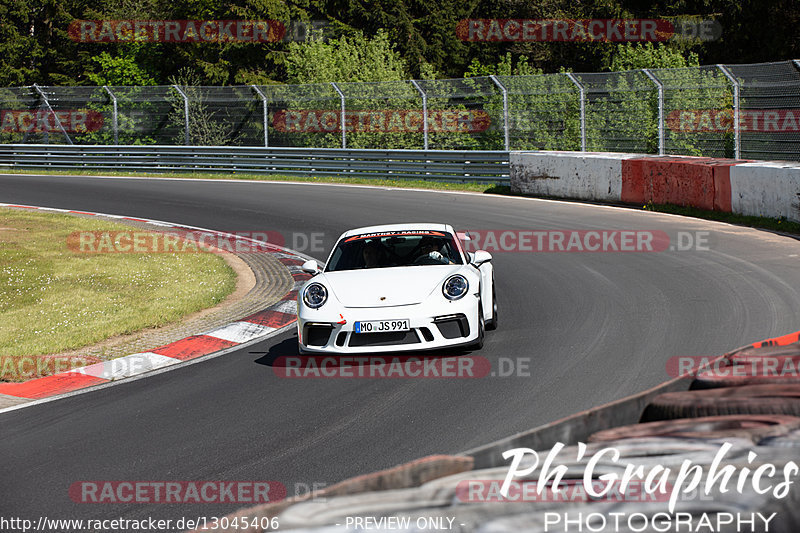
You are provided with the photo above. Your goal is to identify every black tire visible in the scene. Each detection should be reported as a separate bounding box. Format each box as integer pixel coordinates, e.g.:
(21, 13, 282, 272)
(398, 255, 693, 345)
(691, 357, 800, 390)
(470, 305, 485, 350)
(642, 384, 800, 420)
(485, 281, 498, 331)
(590, 414, 800, 443)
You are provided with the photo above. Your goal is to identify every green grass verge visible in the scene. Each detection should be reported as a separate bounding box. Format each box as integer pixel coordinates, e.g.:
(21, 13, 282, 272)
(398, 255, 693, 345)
(0, 207, 236, 367)
(643, 202, 800, 236)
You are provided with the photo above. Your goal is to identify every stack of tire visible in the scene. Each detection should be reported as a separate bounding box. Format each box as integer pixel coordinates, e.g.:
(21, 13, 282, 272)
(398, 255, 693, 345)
(583, 338, 800, 533)
(273, 438, 762, 533)
(190, 337, 800, 532)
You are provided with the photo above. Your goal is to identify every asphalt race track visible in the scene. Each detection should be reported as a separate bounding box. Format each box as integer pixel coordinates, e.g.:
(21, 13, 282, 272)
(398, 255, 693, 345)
(3, 173, 800, 529)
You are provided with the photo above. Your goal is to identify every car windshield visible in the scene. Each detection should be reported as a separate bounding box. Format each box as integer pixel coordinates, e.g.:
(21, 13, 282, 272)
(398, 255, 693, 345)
(325, 231, 463, 272)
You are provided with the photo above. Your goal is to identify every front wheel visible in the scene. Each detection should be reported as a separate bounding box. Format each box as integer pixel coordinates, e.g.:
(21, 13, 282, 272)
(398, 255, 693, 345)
(470, 304, 485, 350)
(485, 281, 498, 331)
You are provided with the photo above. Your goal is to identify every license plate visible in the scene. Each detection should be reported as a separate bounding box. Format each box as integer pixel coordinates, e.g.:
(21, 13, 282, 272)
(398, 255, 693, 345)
(354, 319, 410, 333)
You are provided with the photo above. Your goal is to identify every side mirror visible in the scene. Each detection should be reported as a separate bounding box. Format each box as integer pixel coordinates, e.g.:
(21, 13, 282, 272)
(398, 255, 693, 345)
(471, 250, 492, 266)
(301, 259, 320, 274)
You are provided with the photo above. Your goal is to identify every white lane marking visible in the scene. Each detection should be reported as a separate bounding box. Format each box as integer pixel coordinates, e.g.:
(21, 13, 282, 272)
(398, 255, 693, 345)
(204, 321, 276, 343)
(77, 353, 178, 381)
(271, 299, 298, 315)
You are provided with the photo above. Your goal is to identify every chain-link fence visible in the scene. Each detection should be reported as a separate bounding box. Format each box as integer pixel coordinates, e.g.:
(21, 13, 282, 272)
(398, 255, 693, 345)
(2, 60, 799, 161)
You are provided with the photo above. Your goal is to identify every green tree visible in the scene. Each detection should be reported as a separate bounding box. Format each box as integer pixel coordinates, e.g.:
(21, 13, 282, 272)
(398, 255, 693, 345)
(285, 30, 408, 84)
(607, 42, 699, 71)
(86, 49, 158, 86)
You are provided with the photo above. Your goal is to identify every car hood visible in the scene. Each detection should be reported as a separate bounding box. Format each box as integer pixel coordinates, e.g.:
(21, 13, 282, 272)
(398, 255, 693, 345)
(318, 265, 466, 307)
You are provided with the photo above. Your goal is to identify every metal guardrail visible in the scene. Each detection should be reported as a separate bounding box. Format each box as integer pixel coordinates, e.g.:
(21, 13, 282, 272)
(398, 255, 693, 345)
(0, 145, 510, 184)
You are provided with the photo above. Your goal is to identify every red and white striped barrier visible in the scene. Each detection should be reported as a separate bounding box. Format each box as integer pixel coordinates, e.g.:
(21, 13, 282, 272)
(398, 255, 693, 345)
(511, 152, 800, 223)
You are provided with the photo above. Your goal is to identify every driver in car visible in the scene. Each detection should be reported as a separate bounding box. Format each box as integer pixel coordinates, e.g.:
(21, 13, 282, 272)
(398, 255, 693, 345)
(414, 236, 453, 265)
(362, 241, 385, 268)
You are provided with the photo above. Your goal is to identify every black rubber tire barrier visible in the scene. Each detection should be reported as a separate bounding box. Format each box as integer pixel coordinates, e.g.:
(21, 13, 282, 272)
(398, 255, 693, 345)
(760, 429, 800, 447)
(726, 342, 800, 364)
(643, 384, 800, 420)
(589, 414, 800, 443)
(690, 356, 800, 390)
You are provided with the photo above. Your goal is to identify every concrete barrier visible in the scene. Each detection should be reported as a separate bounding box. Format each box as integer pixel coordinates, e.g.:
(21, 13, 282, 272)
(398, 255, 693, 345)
(509, 151, 634, 202)
(730, 161, 800, 222)
(511, 151, 800, 223)
(620, 155, 736, 212)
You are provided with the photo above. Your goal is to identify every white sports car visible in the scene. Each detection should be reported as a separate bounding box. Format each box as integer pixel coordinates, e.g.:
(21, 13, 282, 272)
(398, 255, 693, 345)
(296, 223, 497, 354)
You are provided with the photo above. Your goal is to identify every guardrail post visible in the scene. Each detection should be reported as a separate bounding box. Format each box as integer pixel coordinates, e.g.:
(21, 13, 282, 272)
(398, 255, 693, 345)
(32, 84, 73, 145)
(642, 69, 665, 155)
(489, 75, 510, 151)
(251, 85, 269, 147)
(565, 73, 586, 152)
(171, 85, 191, 146)
(410, 80, 428, 150)
(330, 82, 346, 149)
(718, 64, 741, 159)
(103, 86, 119, 145)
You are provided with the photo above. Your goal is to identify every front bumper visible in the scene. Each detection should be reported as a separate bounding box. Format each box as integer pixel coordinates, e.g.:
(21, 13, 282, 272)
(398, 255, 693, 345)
(297, 296, 480, 354)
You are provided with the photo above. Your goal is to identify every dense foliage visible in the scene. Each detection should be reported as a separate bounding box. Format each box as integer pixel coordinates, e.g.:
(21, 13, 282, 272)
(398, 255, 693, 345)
(1, 0, 797, 86)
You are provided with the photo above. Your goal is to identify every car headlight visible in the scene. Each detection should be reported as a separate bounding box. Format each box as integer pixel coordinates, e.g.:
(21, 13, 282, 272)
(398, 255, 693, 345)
(442, 275, 469, 300)
(303, 283, 328, 308)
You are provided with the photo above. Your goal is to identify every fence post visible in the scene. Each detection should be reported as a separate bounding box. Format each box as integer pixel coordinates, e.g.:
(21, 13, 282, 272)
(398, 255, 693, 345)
(330, 82, 346, 149)
(565, 73, 586, 152)
(32, 84, 73, 145)
(489, 75, 510, 151)
(642, 69, 665, 155)
(718, 64, 741, 159)
(410, 80, 428, 150)
(251, 85, 269, 147)
(171, 85, 190, 146)
(103, 86, 119, 145)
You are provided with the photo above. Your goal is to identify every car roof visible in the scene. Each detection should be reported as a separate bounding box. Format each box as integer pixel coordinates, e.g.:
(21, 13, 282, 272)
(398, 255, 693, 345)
(340, 223, 454, 238)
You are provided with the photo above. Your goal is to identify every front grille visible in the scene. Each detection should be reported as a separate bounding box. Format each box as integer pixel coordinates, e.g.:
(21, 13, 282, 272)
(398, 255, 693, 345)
(335, 332, 347, 346)
(305, 324, 334, 346)
(419, 327, 434, 342)
(434, 314, 470, 339)
(348, 330, 421, 347)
